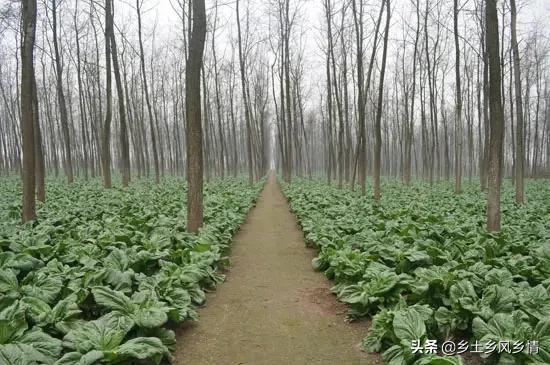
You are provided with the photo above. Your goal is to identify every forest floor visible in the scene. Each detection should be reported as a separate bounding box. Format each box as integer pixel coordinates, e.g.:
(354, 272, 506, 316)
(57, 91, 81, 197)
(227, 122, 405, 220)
(173, 173, 380, 365)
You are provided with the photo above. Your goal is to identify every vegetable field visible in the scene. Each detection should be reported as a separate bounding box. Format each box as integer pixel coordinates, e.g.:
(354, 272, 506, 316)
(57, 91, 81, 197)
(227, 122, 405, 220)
(2, 0, 550, 362)
(283, 179, 550, 365)
(0, 178, 262, 364)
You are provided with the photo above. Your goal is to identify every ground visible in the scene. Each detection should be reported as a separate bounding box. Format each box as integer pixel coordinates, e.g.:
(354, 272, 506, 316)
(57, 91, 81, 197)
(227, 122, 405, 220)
(173, 174, 381, 365)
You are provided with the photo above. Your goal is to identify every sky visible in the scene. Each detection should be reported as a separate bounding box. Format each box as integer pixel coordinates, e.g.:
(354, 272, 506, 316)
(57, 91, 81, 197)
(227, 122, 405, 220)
(1, 0, 549, 108)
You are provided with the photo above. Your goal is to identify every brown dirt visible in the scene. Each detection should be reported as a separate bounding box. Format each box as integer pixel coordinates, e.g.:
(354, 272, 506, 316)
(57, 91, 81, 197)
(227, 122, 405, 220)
(173, 174, 381, 365)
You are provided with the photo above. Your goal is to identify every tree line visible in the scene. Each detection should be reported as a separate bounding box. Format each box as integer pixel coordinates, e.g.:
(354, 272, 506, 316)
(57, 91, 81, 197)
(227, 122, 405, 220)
(1, 0, 549, 233)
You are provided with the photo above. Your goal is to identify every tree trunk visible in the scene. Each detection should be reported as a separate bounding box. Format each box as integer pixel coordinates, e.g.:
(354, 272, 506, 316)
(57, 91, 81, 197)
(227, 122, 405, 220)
(102, 0, 113, 188)
(109, 1, 130, 187)
(74, 2, 88, 180)
(186, 0, 207, 233)
(136, 0, 160, 184)
(454, 0, 463, 194)
(373, 0, 391, 200)
(510, 0, 524, 203)
(21, 0, 38, 222)
(51, 0, 74, 184)
(236, 0, 254, 186)
(33, 74, 45, 202)
(486, 0, 504, 232)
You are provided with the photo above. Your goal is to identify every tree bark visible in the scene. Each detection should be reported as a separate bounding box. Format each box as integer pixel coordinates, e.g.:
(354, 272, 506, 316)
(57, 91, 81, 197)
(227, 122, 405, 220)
(486, 0, 504, 232)
(51, 0, 74, 184)
(510, 0, 524, 203)
(373, 0, 391, 201)
(186, 0, 207, 233)
(33, 74, 45, 202)
(454, 0, 463, 194)
(109, 1, 130, 187)
(102, 0, 113, 188)
(21, 0, 37, 222)
(236, 0, 253, 186)
(136, 0, 160, 184)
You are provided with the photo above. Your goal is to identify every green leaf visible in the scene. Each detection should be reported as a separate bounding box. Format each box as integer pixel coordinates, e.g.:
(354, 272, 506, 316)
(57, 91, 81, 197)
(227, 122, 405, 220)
(21, 297, 51, 325)
(92, 287, 134, 314)
(472, 311, 532, 342)
(362, 308, 394, 352)
(54, 350, 104, 365)
(21, 272, 63, 304)
(104, 337, 170, 364)
(413, 355, 464, 365)
(64, 313, 133, 353)
(0, 270, 18, 293)
(393, 307, 427, 341)
(382, 344, 405, 365)
(18, 328, 63, 364)
(449, 280, 478, 310)
(133, 306, 168, 328)
(0, 302, 28, 344)
(480, 285, 516, 314)
(0, 344, 37, 365)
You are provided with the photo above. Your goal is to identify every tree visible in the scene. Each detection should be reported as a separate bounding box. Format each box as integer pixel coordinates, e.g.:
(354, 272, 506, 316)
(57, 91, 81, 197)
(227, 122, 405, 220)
(186, 0, 207, 233)
(510, 0, 524, 204)
(403, 0, 420, 186)
(20, 0, 37, 222)
(33, 74, 45, 202)
(109, 1, 130, 187)
(136, 0, 160, 184)
(486, 0, 505, 231)
(102, 0, 113, 188)
(454, 0, 463, 194)
(352, 0, 384, 194)
(373, 0, 391, 200)
(50, 0, 74, 184)
(236, 0, 253, 186)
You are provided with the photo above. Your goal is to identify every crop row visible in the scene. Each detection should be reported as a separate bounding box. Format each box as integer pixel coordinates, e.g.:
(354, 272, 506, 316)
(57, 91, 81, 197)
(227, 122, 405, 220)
(0, 178, 262, 364)
(282, 179, 550, 365)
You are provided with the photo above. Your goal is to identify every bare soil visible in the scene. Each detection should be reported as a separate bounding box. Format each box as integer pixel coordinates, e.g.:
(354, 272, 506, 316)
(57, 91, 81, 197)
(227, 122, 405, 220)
(173, 174, 381, 365)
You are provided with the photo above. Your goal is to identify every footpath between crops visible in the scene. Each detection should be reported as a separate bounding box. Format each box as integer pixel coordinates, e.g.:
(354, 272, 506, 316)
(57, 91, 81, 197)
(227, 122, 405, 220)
(173, 173, 380, 364)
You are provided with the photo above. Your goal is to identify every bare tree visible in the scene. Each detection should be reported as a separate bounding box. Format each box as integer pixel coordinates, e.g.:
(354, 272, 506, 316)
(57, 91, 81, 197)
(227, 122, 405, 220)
(136, 0, 160, 184)
(373, 0, 391, 200)
(109, 1, 130, 187)
(486, 0, 504, 231)
(454, 0, 463, 193)
(33, 73, 45, 202)
(102, 0, 113, 188)
(236, 0, 253, 186)
(50, 0, 73, 184)
(20, 0, 37, 222)
(186, 0, 207, 233)
(511, 0, 524, 204)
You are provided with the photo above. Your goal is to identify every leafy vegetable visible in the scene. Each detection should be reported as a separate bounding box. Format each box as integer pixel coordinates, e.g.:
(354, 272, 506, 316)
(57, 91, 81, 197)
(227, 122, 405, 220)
(0, 177, 263, 363)
(283, 178, 550, 364)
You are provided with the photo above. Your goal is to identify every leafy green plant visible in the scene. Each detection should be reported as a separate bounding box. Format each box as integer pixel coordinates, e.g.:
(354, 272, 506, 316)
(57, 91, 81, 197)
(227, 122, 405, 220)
(283, 178, 550, 364)
(0, 177, 263, 363)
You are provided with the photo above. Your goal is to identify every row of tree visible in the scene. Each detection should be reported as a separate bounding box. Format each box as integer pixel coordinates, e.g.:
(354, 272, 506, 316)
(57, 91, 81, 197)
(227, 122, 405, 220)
(274, 0, 548, 231)
(1, 0, 549, 232)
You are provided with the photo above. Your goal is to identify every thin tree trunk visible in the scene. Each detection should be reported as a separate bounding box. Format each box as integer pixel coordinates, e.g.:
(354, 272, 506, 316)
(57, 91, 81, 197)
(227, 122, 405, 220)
(110, 1, 130, 187)
(486, 0, 504, 232)
(51, 0, 73, 183)
(373, 0, 391, 201)
(102, 0, 113, 188)
(454, 0, 463, 193)
(236, 0, 254, 186)
(511, 0, 524, 203)
(21, 0, 37, 222)
(33, 74, 45, 202)
(186, 0, 207, 233)
(137, 0, 160, 184)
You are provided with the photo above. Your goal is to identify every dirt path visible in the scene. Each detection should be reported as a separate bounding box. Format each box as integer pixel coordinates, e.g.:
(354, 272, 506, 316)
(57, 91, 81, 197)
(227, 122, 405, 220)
(173, 174, 378, 365)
